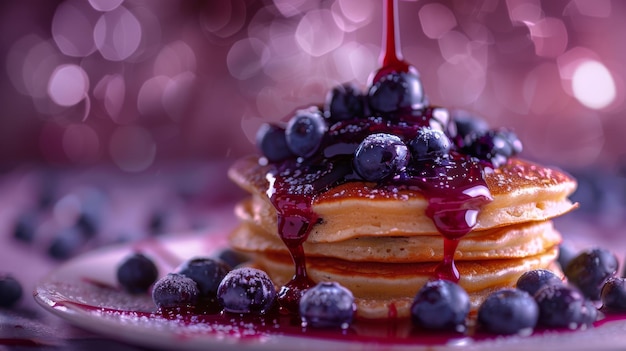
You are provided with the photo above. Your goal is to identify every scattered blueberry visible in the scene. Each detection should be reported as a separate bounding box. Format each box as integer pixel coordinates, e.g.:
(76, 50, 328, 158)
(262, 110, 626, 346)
(13, 211, 38, 243)
(116, 253, 159, 294)
(217, 267, 276, 314)
(152, 273, 199, 309)
(410, 280, 470, 332)
(353, 133, 409, 181)
(463, 129, 518, 167)
(408, 128, 452, 162)
(76, 211, 98, 238)
(564, 248, 618, 300)
(557, 242, 578, 271)
(47, 226, 90, 260)
(601, 277, 626, 312)
(325, 83, 365, 121)
(300, 282, 356, 329)
(499, 129, 523, 155)
(176, 257, 231, 300)
(256, 123, 294, 162)
(285, 108, 327, 158)
(215, 248, 249, 268)
(368, 71, 425, 114)
(0, 275, 23, 308)
(147, 210, 167, 235)
(477, 288, 538, 335)
(449, 110, 489, 148)
(516, 269, 563, 296)
(535, 284, 595, 329)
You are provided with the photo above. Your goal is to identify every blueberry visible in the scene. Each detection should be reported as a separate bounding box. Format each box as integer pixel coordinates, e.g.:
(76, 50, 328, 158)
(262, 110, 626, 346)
(516, 269, 563, 297)
(256, 123, 294, 162)
(13, 211, 38, 243)
(449, 110, 488, 148)
(368, 71, 425, 114)
(564, 248, 618, 300)
(47, 226, 89, 260)
(353, 133, 409, 181)
(557, 242, 578, 272)
(408, 128, 452, 162)
(410, 280, 470, 332)
(77, 213, 98, 238)
(463, 129, 520, 167)
(0, 275, 23, 308)
(217, 267, 276, 314)
(116, 253, 159, 294)
(285, 108, 326, 158)
(215, 249, 249, 268)
(176, 257, 231, 300)
(500, 130, 523, 155)
(325, 83, 365, 121)
(300, 282, 355, 329)
(601, 277, 626, 312)
(152, 273, 199, 309)
(535, 284, 595, 329)
(477, 288, 538, 335)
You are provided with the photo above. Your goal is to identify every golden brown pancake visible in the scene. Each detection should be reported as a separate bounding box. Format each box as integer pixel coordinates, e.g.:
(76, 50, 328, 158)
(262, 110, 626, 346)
(227, 156, 576, 319)
(231, 207, 561, 262)
(229, 157, 577, 242)
(249, 247, 560, 319)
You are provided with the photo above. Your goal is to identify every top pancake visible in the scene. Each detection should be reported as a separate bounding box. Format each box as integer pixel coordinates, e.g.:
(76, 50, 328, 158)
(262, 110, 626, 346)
(228, 156, 577, 242)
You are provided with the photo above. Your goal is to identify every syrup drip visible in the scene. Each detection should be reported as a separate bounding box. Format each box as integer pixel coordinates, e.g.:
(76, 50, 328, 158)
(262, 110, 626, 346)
(370, 0, 414, 83)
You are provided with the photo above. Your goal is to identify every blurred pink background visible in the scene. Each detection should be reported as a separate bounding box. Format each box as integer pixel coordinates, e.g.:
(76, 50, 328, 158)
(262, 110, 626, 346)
(0, 0, 625, 174)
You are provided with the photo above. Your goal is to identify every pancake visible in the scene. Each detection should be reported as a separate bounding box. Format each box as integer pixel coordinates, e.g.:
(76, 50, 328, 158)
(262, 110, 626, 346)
(250, 246, 560, 319)
(227, 154, 575, 319)
(228, 153, 575, 319)
(229, 156, 577, 243)
(231, 204, 562, 262)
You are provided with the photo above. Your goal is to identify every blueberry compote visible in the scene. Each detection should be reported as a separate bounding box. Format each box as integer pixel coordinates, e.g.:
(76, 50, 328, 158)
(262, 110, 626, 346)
(258, 0, 520, 314)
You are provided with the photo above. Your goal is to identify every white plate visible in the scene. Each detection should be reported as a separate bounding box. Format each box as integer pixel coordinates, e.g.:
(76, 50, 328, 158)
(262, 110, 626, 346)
(34, 231, 626, 351)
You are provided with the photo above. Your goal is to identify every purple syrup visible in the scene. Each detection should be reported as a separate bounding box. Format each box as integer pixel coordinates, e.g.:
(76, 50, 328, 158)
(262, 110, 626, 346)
(370, 0, 413, 83)
(50, 286, 626, 347)
(264, 0, 493, 307)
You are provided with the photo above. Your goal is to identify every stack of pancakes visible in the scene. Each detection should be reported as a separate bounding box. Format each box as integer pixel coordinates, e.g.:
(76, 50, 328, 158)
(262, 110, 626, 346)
(228, 156, 577, 319)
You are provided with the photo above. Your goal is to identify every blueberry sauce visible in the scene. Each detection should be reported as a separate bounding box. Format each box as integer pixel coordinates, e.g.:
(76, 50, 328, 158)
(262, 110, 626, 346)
(46, 277, 626, 347)
(260, 0, 496, 313)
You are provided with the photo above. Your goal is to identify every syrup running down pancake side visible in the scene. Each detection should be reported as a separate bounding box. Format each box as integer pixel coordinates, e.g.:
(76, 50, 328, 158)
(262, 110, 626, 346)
(228, 0, 577, 318)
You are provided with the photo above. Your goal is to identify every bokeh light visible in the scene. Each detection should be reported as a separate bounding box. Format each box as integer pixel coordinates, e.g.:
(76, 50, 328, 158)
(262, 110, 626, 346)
(48, 64, 89, 107)
(572, 60, 616, 110)
(0, 0, 624, 173)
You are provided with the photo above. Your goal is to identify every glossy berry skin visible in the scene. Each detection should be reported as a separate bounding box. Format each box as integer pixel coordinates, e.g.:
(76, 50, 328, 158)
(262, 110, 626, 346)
(325, 83, 365, 122)
(535, 284, 596, 329)
(410, 280, 470, 332)
(300, 282, 356, 329)
(0, 275, 23, 307)
(368, 71, 425, 115)
(450, 110, 489, 148)
(516, 269, 563, 297)
(152, 273, 199, 309)
(601, 277, 626, 312)
(285, 109, 327, 158)
(564, 248, 618, 300)
(215, 249, 249, 269)
(557, 242, 577, 272)
(256, 123, 294, 162)
(353, 133, 409, 182)
(217, 268, 276, 314)
(176, 257, 231, 300)
(477, 289, 539, 335)
(408, 128, 452, 162)
(463, 130, 516, 168)
(116, 253, 159, 294)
